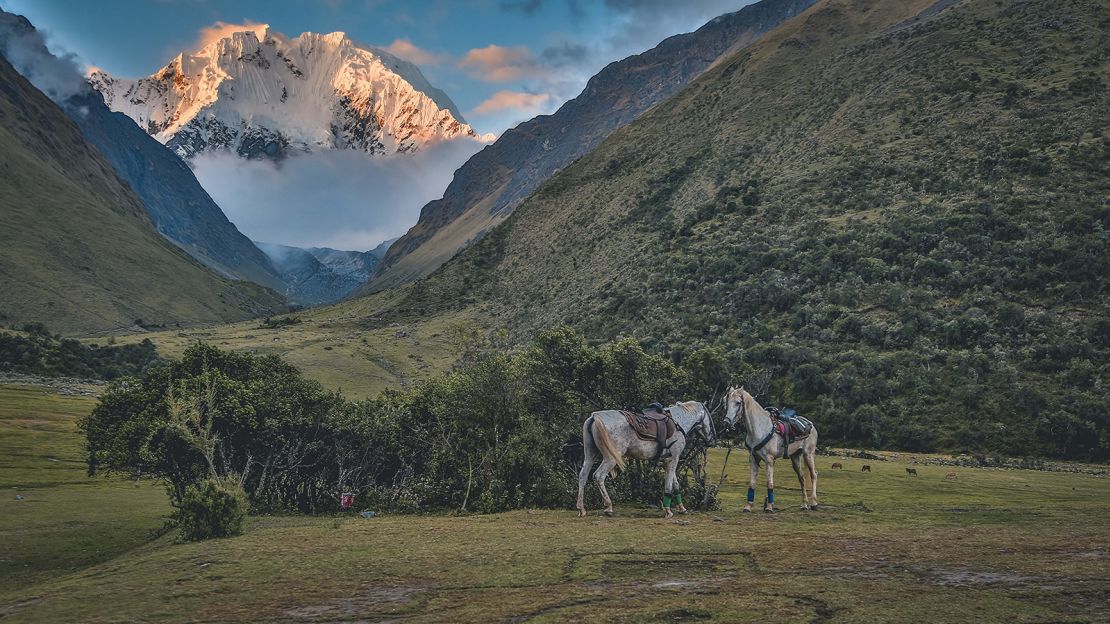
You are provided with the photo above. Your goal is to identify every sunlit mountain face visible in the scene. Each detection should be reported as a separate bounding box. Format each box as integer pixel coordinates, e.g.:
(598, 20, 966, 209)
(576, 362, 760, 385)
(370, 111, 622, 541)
(89, 26, 490, 161)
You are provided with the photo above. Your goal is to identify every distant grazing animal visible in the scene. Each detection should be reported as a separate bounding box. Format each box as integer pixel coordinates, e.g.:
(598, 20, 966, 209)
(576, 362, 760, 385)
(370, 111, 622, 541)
(906, 467, 918, 476)
(578, 401, 715, 518)
(945, 472, 958, 480)
(861, 465, 872, 473)
(723, 387, 819, 512)
(831, 462, 843, 470)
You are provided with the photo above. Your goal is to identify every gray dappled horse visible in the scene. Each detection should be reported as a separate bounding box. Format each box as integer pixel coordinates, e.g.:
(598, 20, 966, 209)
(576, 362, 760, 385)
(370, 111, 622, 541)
(577, 402, 715, 518)
(723, 387, 818, 512)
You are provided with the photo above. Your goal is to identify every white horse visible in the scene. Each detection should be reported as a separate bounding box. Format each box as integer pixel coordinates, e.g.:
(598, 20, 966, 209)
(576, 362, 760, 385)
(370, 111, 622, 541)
(723, 387, 819, 512)
(577, 401, 715, 519)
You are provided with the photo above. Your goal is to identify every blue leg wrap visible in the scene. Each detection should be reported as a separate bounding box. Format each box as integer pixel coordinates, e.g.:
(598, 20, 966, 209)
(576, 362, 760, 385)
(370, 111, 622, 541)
(747, 487, 755, 503)
(767, 489, 775, 504)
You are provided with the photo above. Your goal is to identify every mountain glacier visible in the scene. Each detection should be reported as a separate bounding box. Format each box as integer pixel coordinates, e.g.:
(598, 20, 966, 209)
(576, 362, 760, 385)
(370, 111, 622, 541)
(89, 25, 490, 160)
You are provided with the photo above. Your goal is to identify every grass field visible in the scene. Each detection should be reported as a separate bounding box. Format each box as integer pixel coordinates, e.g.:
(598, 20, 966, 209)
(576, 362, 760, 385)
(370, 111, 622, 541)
(99, 291, 482, 400)
(2, 382, 1108, 623)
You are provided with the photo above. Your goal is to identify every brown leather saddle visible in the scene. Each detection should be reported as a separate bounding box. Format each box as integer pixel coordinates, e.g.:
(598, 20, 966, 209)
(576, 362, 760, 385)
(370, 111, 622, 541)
(621, 408, 676, 460)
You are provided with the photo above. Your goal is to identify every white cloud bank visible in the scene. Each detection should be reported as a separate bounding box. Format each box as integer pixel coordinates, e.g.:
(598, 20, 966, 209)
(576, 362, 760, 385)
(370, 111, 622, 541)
(190, 139, 487, 251)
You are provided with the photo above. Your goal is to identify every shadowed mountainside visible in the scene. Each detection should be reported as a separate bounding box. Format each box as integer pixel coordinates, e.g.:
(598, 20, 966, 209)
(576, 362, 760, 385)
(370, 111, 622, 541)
(364, 0, 819, 291)
(256, 242, 378, 305)
(0, 52, 284, 335)
(0, 9, 288, 292)
(388, 0, 1110, 459)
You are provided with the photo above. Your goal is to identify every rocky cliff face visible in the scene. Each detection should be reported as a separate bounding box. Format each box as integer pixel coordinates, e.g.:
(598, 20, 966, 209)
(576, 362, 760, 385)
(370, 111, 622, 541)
(365, 0, 819, 291)
(90, 27, 489, 160)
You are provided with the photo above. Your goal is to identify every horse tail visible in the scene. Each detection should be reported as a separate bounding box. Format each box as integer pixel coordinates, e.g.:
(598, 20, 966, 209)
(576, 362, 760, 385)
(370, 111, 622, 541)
(592, 416, 626, 475)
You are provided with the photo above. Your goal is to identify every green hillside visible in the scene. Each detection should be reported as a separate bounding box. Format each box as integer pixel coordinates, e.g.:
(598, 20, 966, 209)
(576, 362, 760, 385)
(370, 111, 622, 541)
(0, 54, 284, 335)
(391, 0, 1109, 459)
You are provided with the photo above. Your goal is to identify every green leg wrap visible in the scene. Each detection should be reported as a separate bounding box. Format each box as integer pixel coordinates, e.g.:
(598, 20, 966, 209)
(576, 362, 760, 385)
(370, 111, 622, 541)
(662, 493, 673, 508)
(673, 491, 683, 506)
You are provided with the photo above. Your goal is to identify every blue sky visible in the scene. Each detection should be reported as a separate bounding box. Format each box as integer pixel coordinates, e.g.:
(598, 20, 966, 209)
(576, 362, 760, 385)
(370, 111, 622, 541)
(2, 0, 755, 134)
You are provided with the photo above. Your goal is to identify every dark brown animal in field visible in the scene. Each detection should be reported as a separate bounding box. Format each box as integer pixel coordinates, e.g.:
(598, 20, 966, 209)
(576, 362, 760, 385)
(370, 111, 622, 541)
(861, 465, 871, 473)
(906, 467, 917, 476)
(831, 462, 843, 470)
(945, 472, 958, 480)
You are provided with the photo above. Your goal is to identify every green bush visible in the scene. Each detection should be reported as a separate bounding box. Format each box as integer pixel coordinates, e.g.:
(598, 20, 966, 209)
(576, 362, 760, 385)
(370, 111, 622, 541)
(174, 478, 247, 541)
(0, 329, 160, 379)
(85, 331, 725, 514)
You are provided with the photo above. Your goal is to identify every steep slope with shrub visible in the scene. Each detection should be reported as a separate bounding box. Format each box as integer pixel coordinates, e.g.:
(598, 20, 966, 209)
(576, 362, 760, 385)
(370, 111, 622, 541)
(366, 0, 819, 290)
(396, 0, 1110, 460)
(0, 53, 285, 335)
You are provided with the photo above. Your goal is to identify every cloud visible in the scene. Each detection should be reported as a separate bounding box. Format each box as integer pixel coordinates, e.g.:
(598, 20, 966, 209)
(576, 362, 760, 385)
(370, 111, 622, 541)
(193, 20, 269, 50)
(0, 12, 90, 103)
(381, 38, 449, 66)
(189, 140, 488, 251)
(471, 90, 552, 115)
(458, 44, 544, 83)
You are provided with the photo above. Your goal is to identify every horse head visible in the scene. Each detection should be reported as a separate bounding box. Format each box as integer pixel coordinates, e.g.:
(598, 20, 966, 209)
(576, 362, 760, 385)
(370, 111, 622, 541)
(722, 386, 747, 431)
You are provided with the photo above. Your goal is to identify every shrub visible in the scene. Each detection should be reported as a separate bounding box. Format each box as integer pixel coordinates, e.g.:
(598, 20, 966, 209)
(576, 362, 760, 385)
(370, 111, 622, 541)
(0, 329, 160, 379)
(174, 478, 248, 541)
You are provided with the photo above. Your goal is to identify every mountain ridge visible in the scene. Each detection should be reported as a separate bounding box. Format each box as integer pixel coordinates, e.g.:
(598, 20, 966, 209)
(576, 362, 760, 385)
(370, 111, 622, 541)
(255, 242, 378, 305)
(0, 9, 288, 292)
(0, 49, 285, 334)
(388, 0, 1109, 459)
(364, 0, 820, 292)
(90, 26, 487, 160)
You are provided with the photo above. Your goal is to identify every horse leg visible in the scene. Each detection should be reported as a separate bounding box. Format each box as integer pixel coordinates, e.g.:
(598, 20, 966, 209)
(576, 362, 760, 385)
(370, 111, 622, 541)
(804, 450, 819, 510)
(593, 458, 617, 516)
(765, 457, 776, 513)
(664, 454, 685, 518)
(792, 453, 809, 510)
(662, 467, 675, 519)
(577, 447, 595, 518)
(743, 454, 758, 513)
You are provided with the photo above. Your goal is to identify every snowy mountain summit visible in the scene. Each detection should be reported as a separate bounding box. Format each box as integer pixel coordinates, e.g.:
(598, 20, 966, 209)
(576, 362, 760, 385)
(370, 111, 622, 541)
(89, 25, 490, 160)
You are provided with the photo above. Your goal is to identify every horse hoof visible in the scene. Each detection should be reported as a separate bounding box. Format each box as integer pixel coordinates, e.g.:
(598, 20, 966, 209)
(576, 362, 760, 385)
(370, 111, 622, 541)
(742, 508, 751, 513)
(604, 510, 614, 517)
(810, 505, 818, 511)
(578, 510, 586, 518)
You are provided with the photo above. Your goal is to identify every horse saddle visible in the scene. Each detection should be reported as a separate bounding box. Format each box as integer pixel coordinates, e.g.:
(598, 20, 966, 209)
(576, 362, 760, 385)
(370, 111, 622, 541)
(769, 408, 813, 443)
(621, 408, 676, 459)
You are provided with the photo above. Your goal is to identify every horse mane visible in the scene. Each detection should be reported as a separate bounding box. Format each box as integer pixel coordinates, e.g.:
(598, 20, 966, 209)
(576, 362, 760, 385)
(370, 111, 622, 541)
(676, 400, 701, 412)
(742, 390, 770, 422)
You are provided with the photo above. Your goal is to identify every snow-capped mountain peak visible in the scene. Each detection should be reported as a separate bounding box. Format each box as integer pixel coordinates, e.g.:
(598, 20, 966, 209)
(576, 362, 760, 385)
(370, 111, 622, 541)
(89, 27, 486, 160)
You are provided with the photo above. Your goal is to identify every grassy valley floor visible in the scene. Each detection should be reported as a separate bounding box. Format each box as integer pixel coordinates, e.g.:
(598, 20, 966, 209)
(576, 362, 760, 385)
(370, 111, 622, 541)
(1, 382, 1108, 623)
(97, 291, 484, 400)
